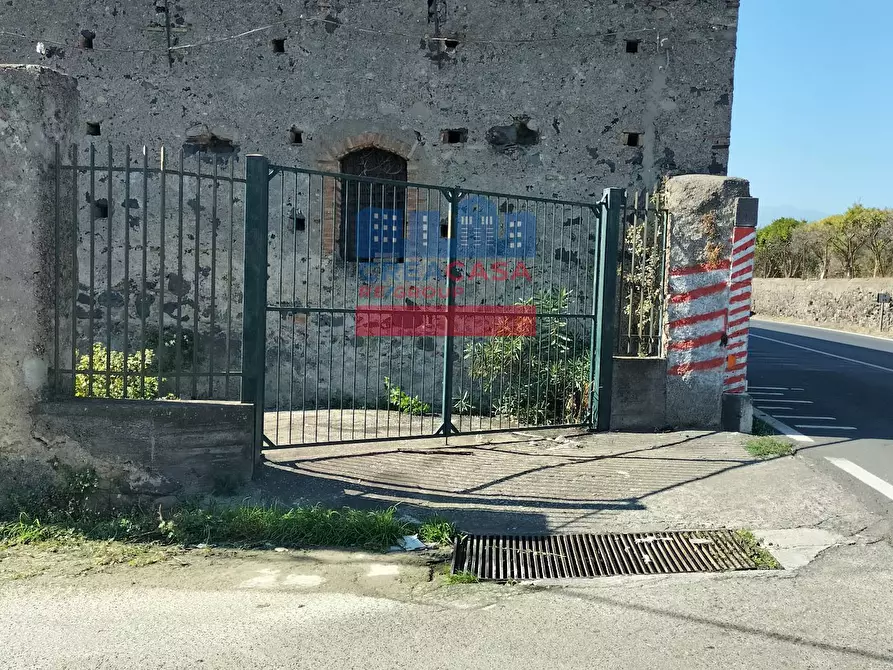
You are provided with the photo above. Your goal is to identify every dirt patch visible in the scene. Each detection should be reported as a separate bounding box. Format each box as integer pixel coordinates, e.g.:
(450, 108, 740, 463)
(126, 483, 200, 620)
(0, 542, 447, 602)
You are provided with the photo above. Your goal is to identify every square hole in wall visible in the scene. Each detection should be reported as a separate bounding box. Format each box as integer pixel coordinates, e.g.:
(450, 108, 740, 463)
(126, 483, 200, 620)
(91, 198, 109, 219)
(79, 30, 95, 49)
(444, 38, 460, 52)
(440, 222, 449, 238)
(441, 128, 468, 144)
(85, 122, 101, 136)
(288, 127, 304, 145)
(271, 38, 285, 53)
(626, 40, 640, 54)
(624, 132, 642, 147)
(293, 211, 306, 231)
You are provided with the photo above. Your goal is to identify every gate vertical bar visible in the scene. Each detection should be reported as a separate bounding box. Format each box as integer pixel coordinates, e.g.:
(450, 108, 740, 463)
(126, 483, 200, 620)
(592, 188, 624, 431)
(242, 155, 270, 471)
(437, 187, 461, 437)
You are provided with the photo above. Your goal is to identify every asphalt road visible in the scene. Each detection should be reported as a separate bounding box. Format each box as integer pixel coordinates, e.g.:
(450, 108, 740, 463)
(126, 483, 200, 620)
(2, 542, 893, 669)
(748, 319, 893, 515)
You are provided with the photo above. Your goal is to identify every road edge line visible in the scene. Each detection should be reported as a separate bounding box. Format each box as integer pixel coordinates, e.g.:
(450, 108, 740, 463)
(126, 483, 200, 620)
(753, 409, 814, 444)
(750, 334, 893, 374)
(825, 457, 893, 502)
(751, 317, 893, 344)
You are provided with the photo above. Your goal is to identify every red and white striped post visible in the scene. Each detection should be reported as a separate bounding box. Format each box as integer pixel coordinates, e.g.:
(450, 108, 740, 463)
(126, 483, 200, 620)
(663, 176, 757, 429)
(723, 199, 758, 395)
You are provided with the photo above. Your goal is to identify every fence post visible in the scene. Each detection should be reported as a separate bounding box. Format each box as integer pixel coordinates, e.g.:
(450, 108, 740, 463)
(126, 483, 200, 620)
(242, 155, 269, 471)
(436, 187, 460, 437)
(592, 188, 624, 431)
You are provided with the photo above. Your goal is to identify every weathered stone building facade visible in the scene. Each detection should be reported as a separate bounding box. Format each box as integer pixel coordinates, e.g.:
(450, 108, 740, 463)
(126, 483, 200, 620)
(1, 1, 741, 426)
(1, 0, 739, 195)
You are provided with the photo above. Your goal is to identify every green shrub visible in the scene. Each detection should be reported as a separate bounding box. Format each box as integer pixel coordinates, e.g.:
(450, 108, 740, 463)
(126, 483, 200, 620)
(464, 289, 591, 424)
(384, 376, 431, 415)
(75, 343, 161, 399)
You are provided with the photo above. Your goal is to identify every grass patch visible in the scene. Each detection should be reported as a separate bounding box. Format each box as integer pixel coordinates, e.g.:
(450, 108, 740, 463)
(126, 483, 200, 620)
(735, 530, 782, 570)
(745, 436, 795, 459)
(446, 570, 479, 584)
(752, 417, 778, 436)
(0, 505, 416, 553)
(0, 465, 420, 557)
(418, 516, 457, 546)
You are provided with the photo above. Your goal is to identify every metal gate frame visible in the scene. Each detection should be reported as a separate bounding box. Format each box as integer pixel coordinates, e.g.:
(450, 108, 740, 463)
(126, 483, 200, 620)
(239, 155, 622, 455)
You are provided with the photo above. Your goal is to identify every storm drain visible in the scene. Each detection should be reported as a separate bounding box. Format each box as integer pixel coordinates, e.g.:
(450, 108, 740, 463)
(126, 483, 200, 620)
(451, 530, 765, 581)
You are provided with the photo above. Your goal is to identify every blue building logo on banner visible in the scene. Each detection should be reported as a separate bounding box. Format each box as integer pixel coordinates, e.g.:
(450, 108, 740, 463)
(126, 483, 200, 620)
(357, 197, 537, 261)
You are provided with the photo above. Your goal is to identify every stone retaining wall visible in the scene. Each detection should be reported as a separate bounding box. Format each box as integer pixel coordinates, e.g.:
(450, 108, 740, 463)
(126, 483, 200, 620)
(753, 279, 893, 335)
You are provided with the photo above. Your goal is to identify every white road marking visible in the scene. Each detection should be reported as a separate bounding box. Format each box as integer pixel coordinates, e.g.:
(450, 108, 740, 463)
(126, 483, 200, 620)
(826, 458, 893, 502)
(760, 399, 814, 404)
(750, 392, 785, 397)
(773, 416, 837, 420)
(753, 409, 814, 443)
(749, 386, 789, 391)
(751, 334, 893, 373)
(757, 407, 793, 411)
(753, 318, 893, 344)
(795, 425, 857, 431)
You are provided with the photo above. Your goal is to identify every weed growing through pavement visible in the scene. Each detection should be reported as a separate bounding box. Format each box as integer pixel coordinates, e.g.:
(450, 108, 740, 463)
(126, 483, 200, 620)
(446, 571, 479, 584)
(751, 417, 777, 436)
(735, 530, 782, 570)
(417, 516, 458, 546)
(745, 436, 795, 459)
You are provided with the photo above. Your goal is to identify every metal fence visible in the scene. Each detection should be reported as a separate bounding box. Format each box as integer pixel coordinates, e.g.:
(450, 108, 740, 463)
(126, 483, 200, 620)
(48, 143, 668, 448)
(256, 160, 623, 446)
(616, 188, 668, 357)
(50, 144, 246, 401)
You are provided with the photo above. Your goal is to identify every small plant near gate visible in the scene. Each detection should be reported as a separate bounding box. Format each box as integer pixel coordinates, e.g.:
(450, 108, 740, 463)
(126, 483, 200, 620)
(745, 436, 794, 459)
(464, 289, 591, 424)
(75, 343, 162, 399)
(383, 376, 431, 415)
(622, 218, 665, 357)
(418, 516, 458, 546)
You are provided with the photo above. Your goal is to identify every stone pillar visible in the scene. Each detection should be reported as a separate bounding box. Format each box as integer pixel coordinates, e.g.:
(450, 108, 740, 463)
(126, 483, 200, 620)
(662, 175, 751, 428)
(0, 66, 78, 465)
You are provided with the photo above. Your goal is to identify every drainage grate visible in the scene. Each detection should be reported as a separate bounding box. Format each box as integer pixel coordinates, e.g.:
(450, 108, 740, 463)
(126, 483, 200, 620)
(451, 530, 765, 581)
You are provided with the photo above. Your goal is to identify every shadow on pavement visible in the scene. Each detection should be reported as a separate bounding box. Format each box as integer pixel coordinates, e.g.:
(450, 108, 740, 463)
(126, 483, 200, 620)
(250, 430, 782, 535)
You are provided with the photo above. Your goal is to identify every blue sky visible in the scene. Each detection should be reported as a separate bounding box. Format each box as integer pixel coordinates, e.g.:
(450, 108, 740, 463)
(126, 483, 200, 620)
(728, 0, 893, 225)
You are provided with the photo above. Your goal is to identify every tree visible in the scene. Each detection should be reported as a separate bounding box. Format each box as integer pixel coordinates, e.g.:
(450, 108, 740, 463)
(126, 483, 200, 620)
(828, 207, 869, 279)
(808, 217, 839, 279)
(755, 218, 805, 278)
(862, 208, 893, 277)
(791, 224, 822, 278)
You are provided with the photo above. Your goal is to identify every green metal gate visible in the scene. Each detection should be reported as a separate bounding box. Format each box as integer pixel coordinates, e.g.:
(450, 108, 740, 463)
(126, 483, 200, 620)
(241, 155, 623, 449)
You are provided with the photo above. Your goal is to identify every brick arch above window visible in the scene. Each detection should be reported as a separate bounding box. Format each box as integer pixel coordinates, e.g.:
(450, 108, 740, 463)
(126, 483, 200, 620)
(316, 132, 421, 256)
(318, 132, 419, 180)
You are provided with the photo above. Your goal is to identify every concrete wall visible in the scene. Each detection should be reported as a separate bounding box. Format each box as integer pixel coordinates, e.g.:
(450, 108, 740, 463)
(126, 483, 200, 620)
(0, 65, 79, 485)
(36, 400, 253, 495)
(611, 357, 667, 431)
(0, 65, 253, 499)
(753, 278, 893, 336)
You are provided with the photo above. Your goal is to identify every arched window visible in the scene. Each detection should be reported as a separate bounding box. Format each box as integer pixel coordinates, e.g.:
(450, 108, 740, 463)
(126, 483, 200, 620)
(339, 148, 408, 262)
